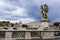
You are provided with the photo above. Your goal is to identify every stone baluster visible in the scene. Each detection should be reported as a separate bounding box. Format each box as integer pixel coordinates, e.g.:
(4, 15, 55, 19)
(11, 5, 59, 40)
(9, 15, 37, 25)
(25, 32, 31, 40)
(5, 32, 12, 40)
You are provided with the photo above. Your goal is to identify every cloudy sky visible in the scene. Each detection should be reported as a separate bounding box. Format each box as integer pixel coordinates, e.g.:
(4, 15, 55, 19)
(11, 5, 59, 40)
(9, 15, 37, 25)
(0, 0, 60, 23)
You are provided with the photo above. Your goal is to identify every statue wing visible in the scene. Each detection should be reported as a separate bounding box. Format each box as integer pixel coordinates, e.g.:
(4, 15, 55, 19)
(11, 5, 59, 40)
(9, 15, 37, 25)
(40, 5, 43, 13)
(46, 5, 48, 13)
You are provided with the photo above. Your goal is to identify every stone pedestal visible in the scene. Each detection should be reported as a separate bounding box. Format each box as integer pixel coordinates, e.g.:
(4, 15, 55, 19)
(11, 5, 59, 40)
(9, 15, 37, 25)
(38, 19, 49, 30)
(38, 22, 49, 30)
(25, 32, 31, 40)
(41, 19, 49, 22)
(5, 32, 12, 40)
(41, 32, 55, 39)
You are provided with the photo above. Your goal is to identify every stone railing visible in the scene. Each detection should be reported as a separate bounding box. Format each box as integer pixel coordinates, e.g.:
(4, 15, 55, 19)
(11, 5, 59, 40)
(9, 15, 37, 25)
(0, 27, 60, 40)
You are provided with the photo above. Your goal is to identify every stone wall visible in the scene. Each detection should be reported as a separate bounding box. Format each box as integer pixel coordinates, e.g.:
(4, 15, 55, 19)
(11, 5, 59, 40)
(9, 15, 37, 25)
(0, 31, 56, 40)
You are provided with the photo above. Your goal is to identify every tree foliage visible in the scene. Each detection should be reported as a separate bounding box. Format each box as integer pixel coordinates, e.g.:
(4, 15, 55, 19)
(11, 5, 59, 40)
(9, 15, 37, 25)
(53, 22, 60, 26)
(0, 21, 10, 27)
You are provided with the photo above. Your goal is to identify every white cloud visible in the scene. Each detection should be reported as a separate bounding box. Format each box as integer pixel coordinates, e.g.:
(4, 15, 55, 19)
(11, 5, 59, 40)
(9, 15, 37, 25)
(18, 18, 36, 24)
(0, 18, 36, 24)
(11, 7, 28, 16)
(0, 0, 14, 8)
(53, 18, 60, 22)
(0, 0, 28, 17)
(11, 18, 36, 24)
(0, 0, 35, 23)
(0, 1, 7, 7)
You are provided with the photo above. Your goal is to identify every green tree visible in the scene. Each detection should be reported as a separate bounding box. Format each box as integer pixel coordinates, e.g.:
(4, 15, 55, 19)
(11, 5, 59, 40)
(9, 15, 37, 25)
(0, 21, 10, 27)
(11, 23, 14, 27)
(53, 22, 60, 26)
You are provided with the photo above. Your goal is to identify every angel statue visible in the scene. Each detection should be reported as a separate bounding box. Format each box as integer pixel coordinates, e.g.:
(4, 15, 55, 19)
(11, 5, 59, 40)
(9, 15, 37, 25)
(40, 4, 48, 19)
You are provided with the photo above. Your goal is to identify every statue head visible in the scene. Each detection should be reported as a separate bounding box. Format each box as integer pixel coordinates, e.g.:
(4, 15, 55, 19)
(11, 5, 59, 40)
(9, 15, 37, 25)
(44, 4, 48, 13)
